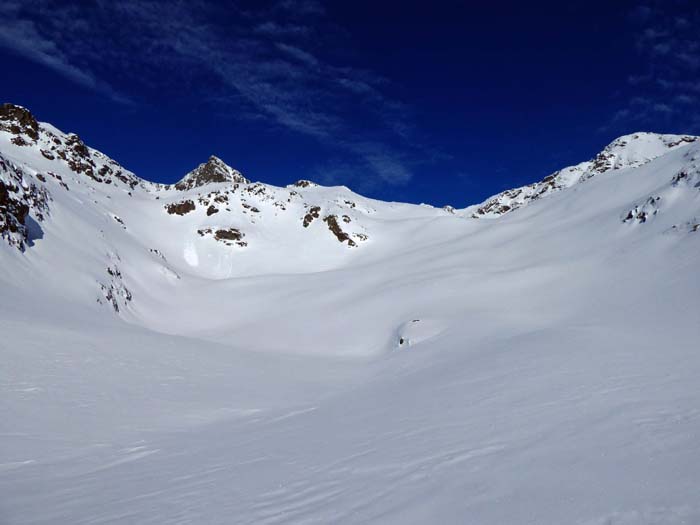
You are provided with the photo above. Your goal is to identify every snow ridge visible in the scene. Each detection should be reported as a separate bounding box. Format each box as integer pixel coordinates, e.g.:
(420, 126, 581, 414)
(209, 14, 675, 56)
(469, 132, 699, 218)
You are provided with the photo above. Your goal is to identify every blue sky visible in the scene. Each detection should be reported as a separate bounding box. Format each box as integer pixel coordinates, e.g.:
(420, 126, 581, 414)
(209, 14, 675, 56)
(1, 0, 699, 206)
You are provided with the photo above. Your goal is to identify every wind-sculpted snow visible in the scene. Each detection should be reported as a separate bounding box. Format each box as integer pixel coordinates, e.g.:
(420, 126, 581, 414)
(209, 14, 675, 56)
(1, 104, 700, 524)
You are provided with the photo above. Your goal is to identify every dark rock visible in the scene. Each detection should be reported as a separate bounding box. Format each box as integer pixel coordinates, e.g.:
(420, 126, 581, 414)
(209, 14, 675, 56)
(303, 206, 321, 227)
(166, 200, 196, 215)
(292, 179, 317, 188)
(0, 180, 30, 234)
(324, 215, 356, 247)
(175, 156, 249, 190)
(197, 227, 247, 247)
(0, 104, 40, 141)
(214, 228, 243, 241)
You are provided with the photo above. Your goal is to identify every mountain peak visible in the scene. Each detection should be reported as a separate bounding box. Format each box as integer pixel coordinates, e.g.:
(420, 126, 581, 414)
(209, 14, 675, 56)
(590, 132, 698, 172)
(174, 155, 249, 190)
(470, 131, 699, 219)
(0, 103, 40, 141)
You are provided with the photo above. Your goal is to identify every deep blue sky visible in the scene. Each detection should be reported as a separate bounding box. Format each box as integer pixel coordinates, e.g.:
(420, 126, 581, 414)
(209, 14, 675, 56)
(1, 0, 699, 206)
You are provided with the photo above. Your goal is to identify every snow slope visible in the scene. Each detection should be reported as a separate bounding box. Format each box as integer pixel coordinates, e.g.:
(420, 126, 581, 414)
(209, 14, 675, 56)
(465, 132, 698, 218)
(1, 104, 700, 524)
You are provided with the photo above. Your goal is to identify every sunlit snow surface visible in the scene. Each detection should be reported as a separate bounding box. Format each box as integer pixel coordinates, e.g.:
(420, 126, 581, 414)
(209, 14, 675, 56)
(1, 118, 700, 524)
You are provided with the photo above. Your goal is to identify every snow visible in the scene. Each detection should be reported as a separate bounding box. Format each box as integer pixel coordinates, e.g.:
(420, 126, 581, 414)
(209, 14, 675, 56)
(465, 132, 699, 219)
(1, 108, 700, 524)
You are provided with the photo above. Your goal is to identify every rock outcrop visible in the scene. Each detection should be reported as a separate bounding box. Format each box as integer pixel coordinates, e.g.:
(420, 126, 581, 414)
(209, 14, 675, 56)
(175, 156, 249, 190)
(0, 154, 50, 251)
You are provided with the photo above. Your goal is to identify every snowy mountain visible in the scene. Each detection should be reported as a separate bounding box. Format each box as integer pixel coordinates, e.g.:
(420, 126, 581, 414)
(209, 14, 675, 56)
(174, 155, 249, 190)
(467, 132, 699, 218)
(2, 103, 700, 524)
(1, 103, 456, 279)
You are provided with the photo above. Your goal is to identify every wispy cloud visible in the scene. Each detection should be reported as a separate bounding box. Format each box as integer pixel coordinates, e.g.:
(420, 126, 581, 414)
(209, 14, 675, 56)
(603, 1, 700, 133)
(0, 0, 420, 185)
(0, 1, 130, 104)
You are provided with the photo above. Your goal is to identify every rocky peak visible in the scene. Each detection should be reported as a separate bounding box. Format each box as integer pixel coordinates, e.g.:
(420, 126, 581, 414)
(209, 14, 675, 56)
(471, 132, 700, 219)
(590, 132, 698, 174)
(175, 155, 249, 191)
(0, 103, 142, 190)
(288, 179, 318, 188)
(0, 103, 40, 141)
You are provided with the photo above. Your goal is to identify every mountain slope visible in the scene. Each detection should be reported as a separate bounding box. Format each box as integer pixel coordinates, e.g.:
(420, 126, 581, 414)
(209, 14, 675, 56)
(1, 104, 700, 524)
(465, 132, 699, 218)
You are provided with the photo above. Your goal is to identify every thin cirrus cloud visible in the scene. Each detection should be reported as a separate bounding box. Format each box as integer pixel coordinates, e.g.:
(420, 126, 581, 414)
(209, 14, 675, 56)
(0, 0, 416, 185)
(604, 1, 700, 132)
(0, 2, 131, 105)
